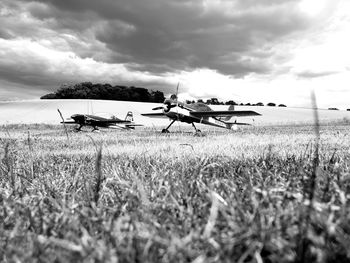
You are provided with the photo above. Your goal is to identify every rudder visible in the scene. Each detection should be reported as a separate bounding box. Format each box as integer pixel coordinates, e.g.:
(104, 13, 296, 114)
(223, 104, 235, 121)
(125, 111, 133, 122)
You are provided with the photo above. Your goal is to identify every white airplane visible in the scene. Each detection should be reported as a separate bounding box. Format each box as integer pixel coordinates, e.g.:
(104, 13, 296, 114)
(142, 95, 261, 133)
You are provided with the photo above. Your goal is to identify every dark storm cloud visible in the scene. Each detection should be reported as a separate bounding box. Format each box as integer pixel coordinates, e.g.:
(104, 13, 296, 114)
(2, 0, 339, 100)
(0, 41, 172, 96)
(22, 0, 313, 77)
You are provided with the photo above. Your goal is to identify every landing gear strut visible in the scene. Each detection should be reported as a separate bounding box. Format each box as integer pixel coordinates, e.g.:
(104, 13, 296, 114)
(192, 123, 201, 134)
(92, 126, 99, 132)
(161, 120, 176, 133)
(75, 125, 83, 132)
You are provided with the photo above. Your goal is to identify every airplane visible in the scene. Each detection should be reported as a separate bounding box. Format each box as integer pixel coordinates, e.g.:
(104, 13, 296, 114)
(60, 111, 143, 132)
(142, 95, 261, 133)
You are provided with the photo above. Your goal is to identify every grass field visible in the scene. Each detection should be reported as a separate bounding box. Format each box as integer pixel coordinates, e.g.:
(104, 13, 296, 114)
(1, 123, 350, 262)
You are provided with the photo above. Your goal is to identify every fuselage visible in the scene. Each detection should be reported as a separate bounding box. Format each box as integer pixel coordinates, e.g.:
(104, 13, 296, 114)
(163, 102, 228, 129)
(71, 114, 123, 127)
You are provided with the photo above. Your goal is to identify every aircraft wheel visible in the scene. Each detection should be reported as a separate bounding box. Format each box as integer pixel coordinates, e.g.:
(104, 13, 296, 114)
(194, 130, 204, 137)
(161, 129, 169, 133)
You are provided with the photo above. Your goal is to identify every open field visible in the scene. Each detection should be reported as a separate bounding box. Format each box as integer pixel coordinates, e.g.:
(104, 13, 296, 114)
(1, 99, 350, 126)
(1, 123, 350, 262)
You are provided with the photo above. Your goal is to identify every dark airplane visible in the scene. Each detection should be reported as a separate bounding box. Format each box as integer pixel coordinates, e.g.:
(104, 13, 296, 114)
(61, 111, 142, 131)
(142, 95, 261, 133)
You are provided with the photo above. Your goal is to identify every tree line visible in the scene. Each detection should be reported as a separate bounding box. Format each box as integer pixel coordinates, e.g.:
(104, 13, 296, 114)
(187, 98, 286, 107)
(41, 82, 166, 103)
(41, 82, 287, 107)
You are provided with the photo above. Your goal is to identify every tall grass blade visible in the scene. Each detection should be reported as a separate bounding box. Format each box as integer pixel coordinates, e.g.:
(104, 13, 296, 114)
(297, 90, 320, 262)
(57, 108, 70, 142)
(94, 146, 103, 204)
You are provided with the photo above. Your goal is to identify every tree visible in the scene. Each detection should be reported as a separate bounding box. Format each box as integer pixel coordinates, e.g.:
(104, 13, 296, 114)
(225, 100, 237, 105)
(256, 102, 264, 106)
(150, 90, 165, 103)
(267, 102, 276, 107)
(40, 82, 165, 103)
(278, 104, 287, 107)
(210, 98, 219, 105)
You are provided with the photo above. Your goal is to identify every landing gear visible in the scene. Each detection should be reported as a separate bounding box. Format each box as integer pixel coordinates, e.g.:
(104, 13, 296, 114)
(192, 123, 201, 133)
(75, 125, 83, 132)
(192, 123, 204, 136)
(92, 126, 99, 132)
(161, 120, 176, 133)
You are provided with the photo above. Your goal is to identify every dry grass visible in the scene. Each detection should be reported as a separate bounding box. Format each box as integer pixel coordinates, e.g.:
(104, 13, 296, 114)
(1, 123, 350, 262)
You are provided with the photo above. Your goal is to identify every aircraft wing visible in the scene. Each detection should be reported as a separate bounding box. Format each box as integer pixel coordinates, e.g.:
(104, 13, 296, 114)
(87, 119, 131, 125)
(105, 120, 131, 124)
(190, 110, 261, 118)
(141, 113, 168, 118)
(84, 115, 130, 124)
(125, 124, 143, 127)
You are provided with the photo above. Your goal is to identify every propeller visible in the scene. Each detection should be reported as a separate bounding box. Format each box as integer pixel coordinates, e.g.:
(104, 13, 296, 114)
(152, 83, 180, 112)
(152, 103, 177, 111)
(152, 106, 164, 110)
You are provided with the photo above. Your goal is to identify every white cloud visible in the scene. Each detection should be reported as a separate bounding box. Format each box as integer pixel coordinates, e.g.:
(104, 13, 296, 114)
(0, 0, 349, 110)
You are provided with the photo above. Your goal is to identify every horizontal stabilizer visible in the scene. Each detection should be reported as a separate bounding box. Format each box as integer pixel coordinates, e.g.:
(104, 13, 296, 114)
(226, 122, 251, 126)
(225, 121, 251, 129)
(141, 113, 168, 118)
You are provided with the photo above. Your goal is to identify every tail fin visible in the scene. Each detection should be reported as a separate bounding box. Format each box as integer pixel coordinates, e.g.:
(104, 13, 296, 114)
(125, 111, 133, 122)
(223, 105, 235, 121)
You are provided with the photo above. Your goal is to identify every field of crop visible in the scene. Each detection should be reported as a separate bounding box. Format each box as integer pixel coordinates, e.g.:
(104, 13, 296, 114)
(1, 123, 350, 262)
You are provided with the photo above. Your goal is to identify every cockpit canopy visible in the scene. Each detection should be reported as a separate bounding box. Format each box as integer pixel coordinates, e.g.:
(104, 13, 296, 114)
(94, 112, 116, 119)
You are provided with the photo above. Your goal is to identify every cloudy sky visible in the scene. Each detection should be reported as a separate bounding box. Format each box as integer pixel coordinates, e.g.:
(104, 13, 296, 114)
(0, 0, 349, 108)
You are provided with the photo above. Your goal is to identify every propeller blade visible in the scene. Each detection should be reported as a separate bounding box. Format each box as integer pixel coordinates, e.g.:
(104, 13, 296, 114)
(176, 83, 179, 98)
(152, 106, 164, 110)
